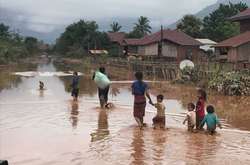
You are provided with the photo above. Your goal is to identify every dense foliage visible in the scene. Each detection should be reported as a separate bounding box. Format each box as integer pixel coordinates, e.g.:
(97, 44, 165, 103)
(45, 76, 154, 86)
(54, 20, 111, 57)
(209, 70, 250, 96)
(174, 66, 200, 84)
(0, 23, 42, 64)
(127, 16, 152, 38)
(175, 65, 250, 96)
(202, 2, 248, 42)
(177, 2, 248, 41)
(110, 22, 122, 32)
(177, 15, 203, 38)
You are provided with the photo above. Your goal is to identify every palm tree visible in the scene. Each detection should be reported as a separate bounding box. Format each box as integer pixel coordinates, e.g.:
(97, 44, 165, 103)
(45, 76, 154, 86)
(133, 16, 152, 36)
(110, 22, 122, 32)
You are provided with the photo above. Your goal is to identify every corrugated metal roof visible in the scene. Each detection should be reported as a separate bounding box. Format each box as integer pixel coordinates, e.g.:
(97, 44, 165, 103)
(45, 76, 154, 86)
(196, 39, 217, 45)
(89, 50, 108, 55)
(215, 31, 250, 47)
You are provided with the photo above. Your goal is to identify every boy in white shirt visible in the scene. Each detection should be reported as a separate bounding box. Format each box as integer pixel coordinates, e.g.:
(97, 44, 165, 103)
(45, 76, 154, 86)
(183, 103, 196, 132)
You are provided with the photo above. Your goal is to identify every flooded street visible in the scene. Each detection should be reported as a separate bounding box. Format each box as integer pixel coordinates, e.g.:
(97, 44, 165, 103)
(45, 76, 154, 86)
(0, 62, 250, 165)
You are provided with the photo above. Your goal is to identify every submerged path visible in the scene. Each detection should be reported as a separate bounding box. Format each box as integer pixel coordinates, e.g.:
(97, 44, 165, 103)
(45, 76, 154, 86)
(0, 63, 250, 165)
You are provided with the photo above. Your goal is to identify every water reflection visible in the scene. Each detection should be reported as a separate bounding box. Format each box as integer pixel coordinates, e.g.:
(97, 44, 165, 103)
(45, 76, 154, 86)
(91, 109, 109, 142)
(152, 130, 166, 165)
(131, 128, 145, 165)
(110, 86, 120, 97)
(0, 63, 38, 91)
(184, 133, 219, 164)
(59, 76, 97, 97)
(39, 89, 44, 98)
(70, 101, 79, 129)
(0, 72, 23, 91)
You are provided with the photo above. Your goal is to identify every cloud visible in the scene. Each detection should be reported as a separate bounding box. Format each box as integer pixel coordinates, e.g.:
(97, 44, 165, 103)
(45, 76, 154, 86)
(1, 0, 217, 33)
(27, 24, 56, 33)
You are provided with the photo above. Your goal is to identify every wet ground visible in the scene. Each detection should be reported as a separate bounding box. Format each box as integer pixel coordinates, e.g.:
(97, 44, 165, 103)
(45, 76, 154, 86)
(0, 62, 250, 165)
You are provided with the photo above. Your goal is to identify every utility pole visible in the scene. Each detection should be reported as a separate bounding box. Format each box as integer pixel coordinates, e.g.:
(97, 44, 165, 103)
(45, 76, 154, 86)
(158, 25, 163, 57)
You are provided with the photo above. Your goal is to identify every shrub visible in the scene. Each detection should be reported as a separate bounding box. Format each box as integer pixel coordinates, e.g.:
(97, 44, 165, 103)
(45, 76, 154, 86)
(208, 70, 250, 96)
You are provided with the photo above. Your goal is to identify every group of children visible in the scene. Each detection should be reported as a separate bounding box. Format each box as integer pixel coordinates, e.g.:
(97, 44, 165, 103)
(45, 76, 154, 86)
(131, 71, 222, 135)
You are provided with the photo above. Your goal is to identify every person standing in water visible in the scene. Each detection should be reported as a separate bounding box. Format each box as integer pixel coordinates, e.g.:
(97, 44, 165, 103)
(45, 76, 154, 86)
(71, 71, 80, 101)
(196, 89, 207, 130)
(92, 67, 110, 108)
(39, 81, 44, 90)
(150, 94, 166, 129)
(183, 103, 196, 132)
(132, 72, 152, 129)
(199, 105, 222, 135)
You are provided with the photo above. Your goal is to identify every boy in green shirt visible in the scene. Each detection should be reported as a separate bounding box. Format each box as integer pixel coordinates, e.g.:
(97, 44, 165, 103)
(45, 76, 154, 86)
(199, 105, 222, 135)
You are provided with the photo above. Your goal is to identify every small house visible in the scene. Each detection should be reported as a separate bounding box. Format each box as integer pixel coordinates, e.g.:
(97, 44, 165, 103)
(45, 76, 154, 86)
(230, 8, 250, 33)
(214, 31, 250, 63)
(122, 38, 141, 56)
(107, 32, 126, 56)
(122, 29, 202, 63)
(215, 8, 250, 65)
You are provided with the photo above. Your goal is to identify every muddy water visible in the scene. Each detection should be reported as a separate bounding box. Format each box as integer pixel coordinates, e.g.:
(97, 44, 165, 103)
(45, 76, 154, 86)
(0, 62, 250, 165)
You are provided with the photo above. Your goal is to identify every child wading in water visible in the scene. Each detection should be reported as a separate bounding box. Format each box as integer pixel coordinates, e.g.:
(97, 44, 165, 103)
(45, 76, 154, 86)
(39, 81, 44, 90)
(183, 103, 196, 132)
(150, 94, 166, 129)
(71, 71, 80, 101)
(132, 72, 152, 129)
(199, 105, 222, 135)
(196, 89, 207, 130)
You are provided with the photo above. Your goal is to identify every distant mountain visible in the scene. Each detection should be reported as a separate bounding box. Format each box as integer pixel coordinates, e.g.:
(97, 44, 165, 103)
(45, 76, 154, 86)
(0, 7, 61, 43)
(0, 6, 137, 43)
(168, 0, 250, 29)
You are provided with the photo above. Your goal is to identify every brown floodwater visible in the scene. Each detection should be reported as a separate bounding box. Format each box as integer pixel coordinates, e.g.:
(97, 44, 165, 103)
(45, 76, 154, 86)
(0, 62, 250, 165)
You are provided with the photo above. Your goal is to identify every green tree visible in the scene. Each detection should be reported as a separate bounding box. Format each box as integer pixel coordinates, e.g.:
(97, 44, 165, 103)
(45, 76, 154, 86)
(110, 22, 122, 32)
(24, 37, 38, 54)
(55, 19, 112, 56)
(55, 20, 98, 53)
(128, 16, 152, 38)
(202, 2, 248, 42)
(177, 15, 203, 38)
(0, 23, 40, 64)
(0, 23, 10, 39)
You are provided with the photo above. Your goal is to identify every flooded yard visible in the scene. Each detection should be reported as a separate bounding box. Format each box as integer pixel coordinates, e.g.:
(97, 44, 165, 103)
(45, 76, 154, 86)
(0, 62, 250, 165)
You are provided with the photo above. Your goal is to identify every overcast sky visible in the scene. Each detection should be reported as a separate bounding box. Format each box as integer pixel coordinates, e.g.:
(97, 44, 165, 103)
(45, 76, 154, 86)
(1, 0, 217, 33)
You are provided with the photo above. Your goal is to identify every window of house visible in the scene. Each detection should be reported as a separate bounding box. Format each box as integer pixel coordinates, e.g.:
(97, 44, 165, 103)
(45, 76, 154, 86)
(185, 49, 193, 60)
(219, 48, 229, 55)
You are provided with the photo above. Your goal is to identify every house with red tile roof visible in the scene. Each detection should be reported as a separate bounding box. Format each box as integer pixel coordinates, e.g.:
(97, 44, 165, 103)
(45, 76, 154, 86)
(215, 31, 250, 63)
(122, 29, 202, 62)
(122, 38, 141, 56)
(107, 32, 126, 56)
(107, 32, 126, 45)
(215, 8, 250, 64)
